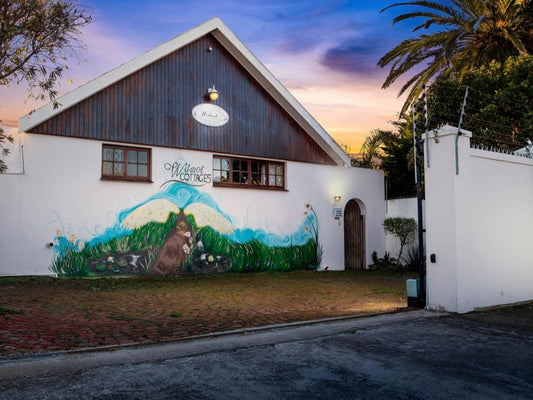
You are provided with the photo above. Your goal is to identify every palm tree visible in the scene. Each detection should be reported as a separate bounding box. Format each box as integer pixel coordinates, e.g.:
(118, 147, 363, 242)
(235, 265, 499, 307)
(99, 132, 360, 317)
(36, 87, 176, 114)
(378, 0, 532, 113)
(354, 129, 395, 169)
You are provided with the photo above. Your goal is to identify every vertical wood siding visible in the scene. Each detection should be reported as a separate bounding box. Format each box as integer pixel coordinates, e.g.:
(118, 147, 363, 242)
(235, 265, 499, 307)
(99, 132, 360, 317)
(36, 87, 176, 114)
(30, 34, 335, 165)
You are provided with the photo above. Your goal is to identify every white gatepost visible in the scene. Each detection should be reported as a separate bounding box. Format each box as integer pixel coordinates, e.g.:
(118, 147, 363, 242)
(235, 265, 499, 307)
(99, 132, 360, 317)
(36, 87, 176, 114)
(425, 125, 472, 313)
(425, 125, 533, 313)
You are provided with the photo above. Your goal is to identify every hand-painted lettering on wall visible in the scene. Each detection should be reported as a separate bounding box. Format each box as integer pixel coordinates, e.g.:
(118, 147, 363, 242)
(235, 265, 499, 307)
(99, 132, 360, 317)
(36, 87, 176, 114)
(163, 161, 212, 187)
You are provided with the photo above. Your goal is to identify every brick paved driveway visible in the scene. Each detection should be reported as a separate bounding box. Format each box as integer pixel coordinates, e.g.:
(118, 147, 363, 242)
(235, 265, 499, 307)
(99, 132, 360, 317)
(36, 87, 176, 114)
(0, 271, 410, 356)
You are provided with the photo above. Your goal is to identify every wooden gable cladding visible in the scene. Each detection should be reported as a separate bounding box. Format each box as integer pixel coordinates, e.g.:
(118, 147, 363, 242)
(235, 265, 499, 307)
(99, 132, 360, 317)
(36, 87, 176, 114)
(30, 34, 336, 165)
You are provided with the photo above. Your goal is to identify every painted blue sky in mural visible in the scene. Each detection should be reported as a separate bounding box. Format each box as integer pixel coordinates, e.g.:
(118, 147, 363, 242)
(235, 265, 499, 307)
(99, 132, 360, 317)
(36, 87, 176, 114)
(72, 183, 317, 249)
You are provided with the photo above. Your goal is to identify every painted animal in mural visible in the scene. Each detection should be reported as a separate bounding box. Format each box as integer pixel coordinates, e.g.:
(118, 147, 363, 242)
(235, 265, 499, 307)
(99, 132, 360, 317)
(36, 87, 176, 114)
(50, 183, 319, 277)
(120, 198, 235, 275)
(152, 213, 194, 275)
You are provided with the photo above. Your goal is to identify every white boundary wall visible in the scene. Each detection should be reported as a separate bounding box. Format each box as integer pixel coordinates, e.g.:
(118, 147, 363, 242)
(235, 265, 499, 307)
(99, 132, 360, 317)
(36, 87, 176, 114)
(425, 125, 533, 313)
(385, 198, 422, 260)
(0, 133, 385, 276)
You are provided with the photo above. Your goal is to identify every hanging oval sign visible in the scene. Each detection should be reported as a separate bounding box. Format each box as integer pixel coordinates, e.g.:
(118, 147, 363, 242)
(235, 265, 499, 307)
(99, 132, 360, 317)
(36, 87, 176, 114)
(191, 104, 229, 127)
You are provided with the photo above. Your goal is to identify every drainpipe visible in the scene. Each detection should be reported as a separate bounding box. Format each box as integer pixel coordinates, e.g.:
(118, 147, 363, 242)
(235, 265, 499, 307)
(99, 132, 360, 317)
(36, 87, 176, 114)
(413, 106, 426, 307)
(415, 141, 425, 307)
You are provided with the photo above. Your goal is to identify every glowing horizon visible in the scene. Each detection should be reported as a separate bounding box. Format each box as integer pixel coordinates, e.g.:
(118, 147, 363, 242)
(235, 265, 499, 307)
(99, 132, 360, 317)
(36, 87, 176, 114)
(0, 0, 414, 151)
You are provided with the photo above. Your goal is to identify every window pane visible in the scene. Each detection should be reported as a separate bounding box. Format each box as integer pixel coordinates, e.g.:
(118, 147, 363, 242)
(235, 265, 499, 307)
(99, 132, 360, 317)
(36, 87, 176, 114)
(138, 151, 148, 164)
(128, 150, 137, 163)
(103, 148, 114, 161)
(103, 161, 113, 175)
(114, 162, 124, 175)
(221, 170, 229, 182)
(213, 157, 284, 189)
(138, 165, 148, 177)
(114, 149, 124, 162)
(236, 160, 246, 171)
(102, 145, 150, 181)
(221, 159, 230, 171)
(127, 163, 137, 177)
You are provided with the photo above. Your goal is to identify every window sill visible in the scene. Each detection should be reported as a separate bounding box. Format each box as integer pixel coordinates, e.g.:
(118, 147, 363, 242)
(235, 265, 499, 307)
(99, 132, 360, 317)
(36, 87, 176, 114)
(100, 177, 153, 183)
(213, 182, 287, 191)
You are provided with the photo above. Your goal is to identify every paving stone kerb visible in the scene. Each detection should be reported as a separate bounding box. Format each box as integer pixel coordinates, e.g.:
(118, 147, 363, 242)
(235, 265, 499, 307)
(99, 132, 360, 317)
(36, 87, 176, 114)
(0, 271, 411, 356)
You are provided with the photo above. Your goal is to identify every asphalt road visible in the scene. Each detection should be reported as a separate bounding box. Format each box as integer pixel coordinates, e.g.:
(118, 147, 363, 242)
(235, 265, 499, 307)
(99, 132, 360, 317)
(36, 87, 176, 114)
(1, 308, 532, 399)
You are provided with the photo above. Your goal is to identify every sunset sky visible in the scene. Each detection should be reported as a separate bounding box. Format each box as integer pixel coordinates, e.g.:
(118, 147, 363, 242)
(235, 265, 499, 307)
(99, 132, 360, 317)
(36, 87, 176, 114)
(0, 0, 419, 150)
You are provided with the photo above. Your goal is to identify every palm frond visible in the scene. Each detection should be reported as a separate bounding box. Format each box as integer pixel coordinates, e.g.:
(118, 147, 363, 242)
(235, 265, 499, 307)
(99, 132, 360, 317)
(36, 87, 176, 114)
(378, 0, 529, 111)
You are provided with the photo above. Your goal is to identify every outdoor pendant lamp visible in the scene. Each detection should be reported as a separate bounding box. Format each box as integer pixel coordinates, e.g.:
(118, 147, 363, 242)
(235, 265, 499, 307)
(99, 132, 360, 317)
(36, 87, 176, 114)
(208, 85, 219, 101)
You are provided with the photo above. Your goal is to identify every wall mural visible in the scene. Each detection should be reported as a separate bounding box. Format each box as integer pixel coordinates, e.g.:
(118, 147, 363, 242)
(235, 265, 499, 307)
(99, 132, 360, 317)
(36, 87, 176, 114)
(50, 183, 322, 276)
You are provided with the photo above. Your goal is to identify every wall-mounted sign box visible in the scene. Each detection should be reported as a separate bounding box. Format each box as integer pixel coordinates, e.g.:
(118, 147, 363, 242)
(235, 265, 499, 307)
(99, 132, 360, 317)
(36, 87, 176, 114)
(192, 104, 229, 127)
(332, 207, 343, 220)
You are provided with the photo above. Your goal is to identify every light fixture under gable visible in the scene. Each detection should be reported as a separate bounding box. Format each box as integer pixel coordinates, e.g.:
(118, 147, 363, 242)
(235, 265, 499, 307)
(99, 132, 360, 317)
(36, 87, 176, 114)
(208, 85, 219, 101)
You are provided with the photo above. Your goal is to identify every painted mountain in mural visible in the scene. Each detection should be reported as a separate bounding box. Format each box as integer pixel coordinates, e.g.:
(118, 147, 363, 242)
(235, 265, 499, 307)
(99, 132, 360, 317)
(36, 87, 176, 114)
(50, 183, 321, 277)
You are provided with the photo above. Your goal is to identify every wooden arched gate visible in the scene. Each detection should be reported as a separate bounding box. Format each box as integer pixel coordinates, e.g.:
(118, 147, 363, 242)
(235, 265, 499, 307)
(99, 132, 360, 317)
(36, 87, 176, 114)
(344, 199, 366, 269)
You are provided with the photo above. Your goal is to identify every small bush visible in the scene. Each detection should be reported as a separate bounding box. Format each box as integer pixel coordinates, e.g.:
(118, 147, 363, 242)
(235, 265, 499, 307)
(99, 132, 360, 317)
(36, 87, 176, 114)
(383, 217, 417, 260)
(402, 246, 420, 271)
(370, 251, 401, 271)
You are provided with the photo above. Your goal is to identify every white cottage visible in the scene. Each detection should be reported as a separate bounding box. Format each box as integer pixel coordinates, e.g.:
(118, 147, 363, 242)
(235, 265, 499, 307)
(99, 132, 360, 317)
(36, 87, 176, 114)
(0, 18, 385, 277)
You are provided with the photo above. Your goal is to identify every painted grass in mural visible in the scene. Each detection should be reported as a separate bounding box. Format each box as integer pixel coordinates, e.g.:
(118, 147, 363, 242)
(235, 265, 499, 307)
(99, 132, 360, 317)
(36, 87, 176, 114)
(51, 183, 321, 276)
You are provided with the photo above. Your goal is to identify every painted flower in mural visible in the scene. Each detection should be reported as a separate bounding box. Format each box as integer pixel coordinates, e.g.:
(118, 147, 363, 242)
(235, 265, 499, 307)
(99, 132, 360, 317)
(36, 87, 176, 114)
(303, 203, 322, 267)
(49, 183, 322, 277)
(121, 199, 181, 230)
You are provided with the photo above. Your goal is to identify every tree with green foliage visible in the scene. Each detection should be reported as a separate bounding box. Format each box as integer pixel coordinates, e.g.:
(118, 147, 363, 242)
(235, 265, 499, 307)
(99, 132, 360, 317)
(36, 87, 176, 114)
(379, 0, 532, 113)
(380, 125, 417, 198)
(383, 217, 418, 261)
(355, 119, 417, 198)
(425, 55, 533, 149)
(0, 0, 92, 173)
(352, 129, 391, 169)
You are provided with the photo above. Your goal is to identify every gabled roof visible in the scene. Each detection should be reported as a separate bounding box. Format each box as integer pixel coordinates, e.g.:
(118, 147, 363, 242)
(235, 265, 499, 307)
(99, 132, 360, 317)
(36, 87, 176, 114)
(19, 17, 351, 166)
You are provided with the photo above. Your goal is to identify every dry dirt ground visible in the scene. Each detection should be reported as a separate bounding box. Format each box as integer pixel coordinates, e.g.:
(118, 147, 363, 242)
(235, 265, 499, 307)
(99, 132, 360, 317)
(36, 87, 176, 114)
(0, 270, 413, 356)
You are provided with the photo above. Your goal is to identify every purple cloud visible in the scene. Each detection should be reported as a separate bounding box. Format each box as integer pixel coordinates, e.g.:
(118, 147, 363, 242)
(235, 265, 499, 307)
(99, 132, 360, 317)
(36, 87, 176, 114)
(320, 38, 382, 74)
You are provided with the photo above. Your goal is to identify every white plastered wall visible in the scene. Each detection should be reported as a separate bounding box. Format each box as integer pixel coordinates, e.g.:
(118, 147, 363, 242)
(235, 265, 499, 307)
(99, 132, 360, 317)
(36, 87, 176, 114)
(0, 134, 385, 276)
(425, 125, 533, 313)
(385, 198, 424, 260)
